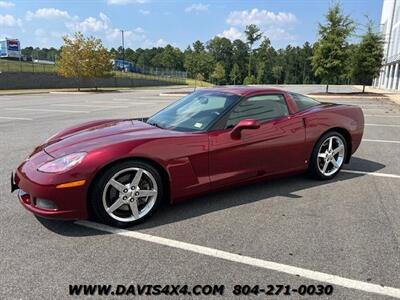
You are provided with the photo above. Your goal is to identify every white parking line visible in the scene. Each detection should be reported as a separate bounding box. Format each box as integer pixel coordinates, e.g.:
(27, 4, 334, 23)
(111, 98, 163, 104)
(137, 96, 171, 99)
(51, 104, 127, 109)
(112, 102, 151, 105)
(363, 139, 400, 144)
(5, 108, 90, 113)
(114, 96, 175, 101)
(365, 114, 400, 118)
(112, 98, 135, 101)
(76, 220, 400, 298)
(342, 170, 400, 179)
(0, 116, 33, 121)
(365, 123, 400, 127)
(328, 102, 387, 105)
(352, 104, 395, 107)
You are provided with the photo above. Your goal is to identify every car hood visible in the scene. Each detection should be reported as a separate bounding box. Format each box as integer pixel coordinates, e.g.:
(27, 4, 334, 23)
(41, 119, 180, 158)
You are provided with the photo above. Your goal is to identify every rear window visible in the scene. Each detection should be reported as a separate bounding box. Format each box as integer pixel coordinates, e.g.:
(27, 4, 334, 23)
(290, 93, 320, 111)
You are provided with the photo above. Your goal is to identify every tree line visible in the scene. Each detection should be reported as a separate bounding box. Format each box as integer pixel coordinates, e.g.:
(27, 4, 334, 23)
(20, 3, 384, 92)
(20, 36, 320, 85)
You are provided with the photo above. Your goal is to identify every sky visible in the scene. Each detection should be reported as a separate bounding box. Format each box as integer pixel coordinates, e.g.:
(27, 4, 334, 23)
(0, 0, 384, 50)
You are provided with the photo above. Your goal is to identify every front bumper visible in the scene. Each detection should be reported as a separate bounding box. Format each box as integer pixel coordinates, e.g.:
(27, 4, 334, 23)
(11, 172, 18, 193)
(11, 160, 89, 220)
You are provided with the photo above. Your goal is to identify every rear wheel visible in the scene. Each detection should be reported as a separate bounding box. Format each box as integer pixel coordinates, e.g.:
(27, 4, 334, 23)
(90, 160, 163, 227)
(309, 132, 347, 180)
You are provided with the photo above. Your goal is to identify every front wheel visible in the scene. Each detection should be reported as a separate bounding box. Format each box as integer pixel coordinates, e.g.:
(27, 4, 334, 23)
(90, 160, 163, 228)
(309, 132, 347, 180)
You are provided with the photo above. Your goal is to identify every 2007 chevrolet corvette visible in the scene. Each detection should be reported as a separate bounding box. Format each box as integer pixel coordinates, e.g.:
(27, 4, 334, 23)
(11, 87, 364, 227)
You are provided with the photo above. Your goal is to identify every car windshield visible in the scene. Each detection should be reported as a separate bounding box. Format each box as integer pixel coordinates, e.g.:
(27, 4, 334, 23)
(147, 91, 241, 132)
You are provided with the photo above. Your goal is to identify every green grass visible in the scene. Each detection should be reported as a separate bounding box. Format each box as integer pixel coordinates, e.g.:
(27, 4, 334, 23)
(0, 59, 56, 72)
(185, 78, 214, 87)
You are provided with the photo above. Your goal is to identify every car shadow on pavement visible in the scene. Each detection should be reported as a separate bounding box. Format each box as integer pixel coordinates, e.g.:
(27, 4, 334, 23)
(39, 156, 385, 236)
(36, 217, 108, 237)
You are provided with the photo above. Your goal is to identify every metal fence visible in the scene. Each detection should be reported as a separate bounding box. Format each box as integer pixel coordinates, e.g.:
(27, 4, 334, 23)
(113, 70, 186, 84)
(138, 65, 187, 79)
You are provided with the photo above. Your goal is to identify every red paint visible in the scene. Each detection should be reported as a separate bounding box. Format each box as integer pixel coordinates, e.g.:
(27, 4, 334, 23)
(14, 87, 364, 220)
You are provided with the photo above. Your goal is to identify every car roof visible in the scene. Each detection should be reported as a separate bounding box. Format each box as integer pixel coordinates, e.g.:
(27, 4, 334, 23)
(200, 86, 287, 97)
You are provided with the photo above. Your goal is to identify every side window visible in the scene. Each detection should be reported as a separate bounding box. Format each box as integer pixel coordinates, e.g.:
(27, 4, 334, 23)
(290, 93, 320, 111)
(226, 94, 289, 128)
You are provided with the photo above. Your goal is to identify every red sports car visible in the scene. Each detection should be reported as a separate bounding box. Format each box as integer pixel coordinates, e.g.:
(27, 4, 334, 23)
(11, 87, 364, 227)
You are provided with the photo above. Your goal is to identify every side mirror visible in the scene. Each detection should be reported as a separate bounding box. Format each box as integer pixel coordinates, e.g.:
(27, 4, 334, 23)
(230, 119, 261, 139)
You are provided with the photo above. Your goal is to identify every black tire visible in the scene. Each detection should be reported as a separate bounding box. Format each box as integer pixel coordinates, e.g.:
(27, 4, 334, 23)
(89, 160, 163, 228)
(309, 131, 347, 180)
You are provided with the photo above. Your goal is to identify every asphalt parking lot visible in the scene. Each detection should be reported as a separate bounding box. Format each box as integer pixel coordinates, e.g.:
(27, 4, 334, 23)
(1, 85, 400, 299)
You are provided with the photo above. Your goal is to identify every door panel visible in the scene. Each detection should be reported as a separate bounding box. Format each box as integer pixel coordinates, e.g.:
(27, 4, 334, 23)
(208, 115, 306, 188)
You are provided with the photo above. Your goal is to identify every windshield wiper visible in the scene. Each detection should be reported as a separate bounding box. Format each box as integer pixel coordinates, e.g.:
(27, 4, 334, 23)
(147, 121, 164, 129)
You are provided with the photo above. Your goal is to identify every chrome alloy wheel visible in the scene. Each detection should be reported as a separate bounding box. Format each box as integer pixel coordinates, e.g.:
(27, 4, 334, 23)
(102, 167, 158, 222)
(317, 136, 345, 177)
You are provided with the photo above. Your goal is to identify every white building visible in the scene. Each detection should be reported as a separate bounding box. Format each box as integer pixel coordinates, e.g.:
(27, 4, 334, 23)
(374, 0, 400, 90)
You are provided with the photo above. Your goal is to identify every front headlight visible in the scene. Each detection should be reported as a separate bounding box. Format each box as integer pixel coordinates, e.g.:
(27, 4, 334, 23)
(37, 152, 87, 173)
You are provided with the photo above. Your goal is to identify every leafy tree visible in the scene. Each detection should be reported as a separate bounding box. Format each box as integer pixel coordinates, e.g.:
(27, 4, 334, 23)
(193, 40, 205, 53)
(21, 46, 60, 61)
(83, 37, 112, 78)
(117, 46, 124, 60)
(57, 33, 86, 82)
(184, 42, 214, 80)
(256, 61, 266, 83)
(207, 37, 233, 82)
(57, 32, 112, 90)
(272, 65, 283, 84)
(243, 75, 257, 85)
(230, 63, 241, 85)
(211, 62, 226, 85)
(231, 39, 249, 84)
(300, 42, 316, 83)
(283, 45, 303, 83)
(109, 47, 118, 59)
(183, 47, 195, 75)
(255, 38, 275, 83)
(136, 49, 154, 68)
(207, 37, 232, 62)
(124, 48, 137, 63)
(151, 44, 183, 70)
(312, 3, 355, 92)
(351, 20, 384, 92)
(245, 24, 263, 77)
(343, 43, 358, 84)
(21, 46, 34, 58)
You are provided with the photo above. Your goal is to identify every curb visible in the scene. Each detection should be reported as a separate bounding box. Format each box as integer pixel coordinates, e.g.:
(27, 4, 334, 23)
(0, 90, 52, 96)
(49, 91, 95, 94)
